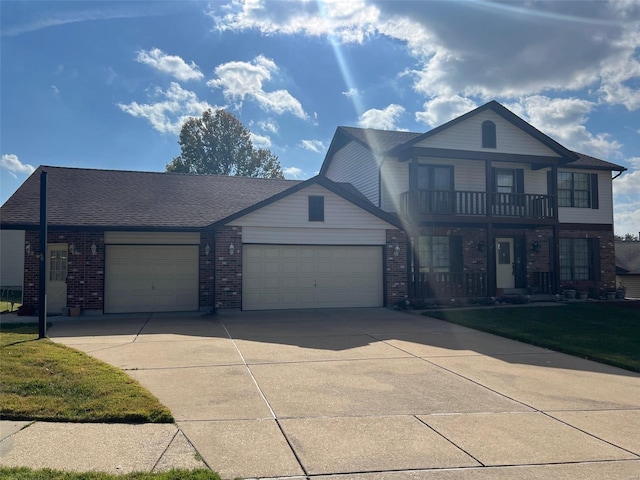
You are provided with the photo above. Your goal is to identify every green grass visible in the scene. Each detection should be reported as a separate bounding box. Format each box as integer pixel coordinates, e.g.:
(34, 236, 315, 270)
(0, 324, 173, 423)
(424, 303, 640, 372)
(1, 299, 22, 313)
(0, 467, 221, 480)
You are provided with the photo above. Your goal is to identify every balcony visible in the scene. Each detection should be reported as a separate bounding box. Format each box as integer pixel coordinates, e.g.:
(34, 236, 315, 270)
(400, 190, 555, 219)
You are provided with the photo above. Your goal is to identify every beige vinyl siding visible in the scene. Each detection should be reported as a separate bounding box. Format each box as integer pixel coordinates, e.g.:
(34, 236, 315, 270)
(228, 184, 393, 231)
(104, 232, 200, 245)
(419, 157, 486, 191)
(491, 161, 549, 195)
(558, 171, 613, 224)
(241, 226, 386, 245)
(380, 160, 409, 212)
(416, 110, 562, 157)
(325, 141, 380, 205)
(617, 276, 640, 299)
(0, 229, 25, 287)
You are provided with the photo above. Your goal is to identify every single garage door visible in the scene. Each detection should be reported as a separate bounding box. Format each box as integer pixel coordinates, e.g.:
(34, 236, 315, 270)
(105, 245, 199, 313)
(243, 245, 383, 310)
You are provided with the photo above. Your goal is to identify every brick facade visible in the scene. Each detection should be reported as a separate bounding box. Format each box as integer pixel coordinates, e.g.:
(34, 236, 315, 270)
(199, 232, 214, 309)
(385, 229, 408, 306)
(214, 226, 242, 310)
(23, 230, 105, 312)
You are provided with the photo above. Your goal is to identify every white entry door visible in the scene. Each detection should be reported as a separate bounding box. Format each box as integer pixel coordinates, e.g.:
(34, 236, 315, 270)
(496, 238, 515, 289)
(47, 244, 68, 314)
(243, 245, 383, 310)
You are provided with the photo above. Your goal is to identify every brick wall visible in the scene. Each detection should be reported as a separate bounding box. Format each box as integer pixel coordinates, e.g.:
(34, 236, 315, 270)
(23, 230, 105, 311)
(214, 226, 242, 310)
(199, 232, 214, 309)
(385, 229, 408, 306)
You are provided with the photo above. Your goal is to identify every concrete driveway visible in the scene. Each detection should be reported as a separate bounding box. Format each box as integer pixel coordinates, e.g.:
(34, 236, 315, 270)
(48, 308, 640, 479)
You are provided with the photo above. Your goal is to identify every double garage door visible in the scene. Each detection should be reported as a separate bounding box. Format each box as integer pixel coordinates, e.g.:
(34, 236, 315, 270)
(243, 245, 383, 310)
(105, 245, 199, 314)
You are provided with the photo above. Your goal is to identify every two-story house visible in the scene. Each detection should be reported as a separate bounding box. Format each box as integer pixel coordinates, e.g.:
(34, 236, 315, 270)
(321, 101, 626, 299)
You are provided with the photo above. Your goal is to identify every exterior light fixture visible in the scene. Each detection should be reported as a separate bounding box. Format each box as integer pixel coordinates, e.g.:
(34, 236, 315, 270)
(69, 243, 80, 255)
(91, 242, 97, 255)
(531, 241, 541, 252)
(394, 245, 400, 257)
(205, 243, 210, 256)
(25, 242, 33, 256)
(477, 240, 486, 252)
(229, 243, 235, 256)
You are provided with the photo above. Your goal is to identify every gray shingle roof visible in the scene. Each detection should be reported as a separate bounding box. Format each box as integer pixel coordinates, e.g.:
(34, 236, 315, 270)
(570, 152, 627, 171)
(616, 241, 640, 274)
(1, 166, 301, 229)
(339, 126, 422, 153)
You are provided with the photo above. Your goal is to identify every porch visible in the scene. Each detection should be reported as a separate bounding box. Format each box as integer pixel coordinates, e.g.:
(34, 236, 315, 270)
(411, 271, 555, 299)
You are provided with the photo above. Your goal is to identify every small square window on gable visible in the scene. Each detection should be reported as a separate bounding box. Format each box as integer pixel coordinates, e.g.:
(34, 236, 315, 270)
(308, 195, 324, 221)
(482, 120, 497, 148)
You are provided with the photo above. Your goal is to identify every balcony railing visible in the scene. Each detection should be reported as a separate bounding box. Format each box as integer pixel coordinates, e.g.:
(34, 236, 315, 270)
(400, 190, 555, 218)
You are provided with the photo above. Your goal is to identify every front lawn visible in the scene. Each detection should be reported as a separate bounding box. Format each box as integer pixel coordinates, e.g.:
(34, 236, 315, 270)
(0, 467, 221, 480)
(0, 324, 173, 423)
(425, 303, 640, 372)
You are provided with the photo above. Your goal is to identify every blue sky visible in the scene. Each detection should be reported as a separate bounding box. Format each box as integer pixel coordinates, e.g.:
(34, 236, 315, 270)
(1, 0, 639, 235)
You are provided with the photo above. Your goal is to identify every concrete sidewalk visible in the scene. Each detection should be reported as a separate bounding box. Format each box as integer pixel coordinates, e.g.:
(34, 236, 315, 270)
(1, 308, 639, 479)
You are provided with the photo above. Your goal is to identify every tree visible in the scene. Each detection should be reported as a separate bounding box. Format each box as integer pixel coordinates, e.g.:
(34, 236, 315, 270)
(166, 109, 284, 179)
(615, 233, 639, 242)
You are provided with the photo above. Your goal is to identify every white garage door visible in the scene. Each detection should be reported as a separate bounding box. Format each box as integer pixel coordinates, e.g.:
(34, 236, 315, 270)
(105, 245, 199, 313)
(243, 245, 383, 310)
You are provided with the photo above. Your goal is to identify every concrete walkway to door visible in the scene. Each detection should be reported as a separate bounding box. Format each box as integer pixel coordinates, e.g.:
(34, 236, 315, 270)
(3, 308, 640, 479)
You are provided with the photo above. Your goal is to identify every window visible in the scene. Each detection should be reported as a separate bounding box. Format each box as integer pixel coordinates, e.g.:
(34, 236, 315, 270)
(482, 120, 496, 148)
(558, 172, 591, 208)
(417, 165, 454, 214)
(496, 169, 516, 194)
(49, 250, 68, 281)
(559, 238, 590, 281)
(308, 195, 324, 221)
(418, 236, 450, 273)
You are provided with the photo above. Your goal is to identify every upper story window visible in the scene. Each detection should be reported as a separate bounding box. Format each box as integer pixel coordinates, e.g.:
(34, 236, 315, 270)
(418, 165, 453, 190)
(558, 172, 591, 208)
(308, 195, 324, 221)
(482, 120, 496, 148)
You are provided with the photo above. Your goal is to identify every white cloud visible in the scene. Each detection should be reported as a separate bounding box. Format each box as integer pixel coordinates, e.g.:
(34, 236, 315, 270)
(51, 85, 60, 95)
(250, 132, 272, 148)
(1, 154, 35, 179)
(343, 88, 359, 98)
(300, 139, 325, 153)
(258, 119, 279, 134)
(118, 82, 215, 134)
(207, 55, 306, 118)
(506, 96, 622, 159)
(358, 104, 405, 130)
(415, 95, 477, 127)
(208, 1, 640, 111)
(136, 48, 204, 82)
(283, 166, 304, 179)
(208, 0, 380, 44)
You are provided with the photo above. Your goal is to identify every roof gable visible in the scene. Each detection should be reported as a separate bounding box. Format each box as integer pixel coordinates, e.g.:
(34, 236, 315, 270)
(220, 176, 403, 229)
(390, 101, 578, 161)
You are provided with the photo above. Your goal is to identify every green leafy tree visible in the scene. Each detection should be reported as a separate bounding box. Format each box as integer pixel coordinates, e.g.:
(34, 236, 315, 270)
(166, 109, 284, 179)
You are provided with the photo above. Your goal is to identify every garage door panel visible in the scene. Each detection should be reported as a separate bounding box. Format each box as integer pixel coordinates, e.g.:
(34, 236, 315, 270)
(105, 245, 198, 314)
(243, 245, 382, 310)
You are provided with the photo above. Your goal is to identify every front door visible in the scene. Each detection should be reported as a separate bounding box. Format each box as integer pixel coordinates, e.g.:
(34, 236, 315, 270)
(496, 238, 515, 289)
(47, 244, 68, 314)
